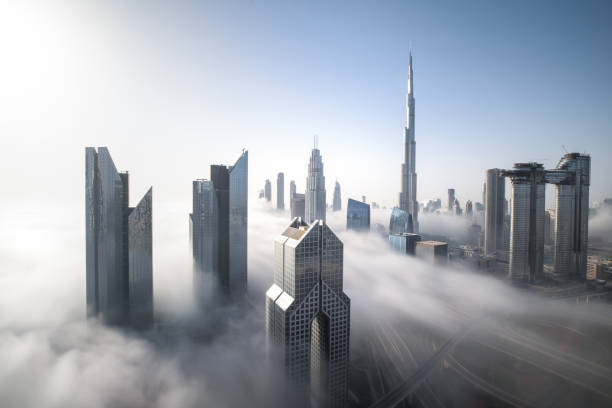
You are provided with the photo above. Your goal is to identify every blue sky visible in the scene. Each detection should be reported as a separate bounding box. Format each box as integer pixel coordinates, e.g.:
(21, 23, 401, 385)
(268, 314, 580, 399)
(1, 0, 611, 208)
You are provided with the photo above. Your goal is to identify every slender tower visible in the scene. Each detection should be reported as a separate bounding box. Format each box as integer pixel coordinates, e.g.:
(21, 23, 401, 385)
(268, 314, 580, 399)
(399, 51, 419, 232)
(305, 138, 326, 224)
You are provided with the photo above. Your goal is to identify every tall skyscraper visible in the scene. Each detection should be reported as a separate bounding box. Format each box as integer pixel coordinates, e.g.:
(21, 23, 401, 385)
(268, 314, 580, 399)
(291, 193, 306, 219)
(484, 169, 506, 257)
(465, 200, 473, 217)
(547, 153, 591, 278)
(447, 188, 456, 211)
(332, 181, 342, 211)
(192, 179, 218, 303)
(229, 151, 248, 296)
(389, 206, 413, 234)
(191, 150, 248, 298)
(265, 179, 272, 202)
(277, 172, 285, 210)
(85, 147, 153, 328)
(305, 145, 326, 224)
(399, 52, 419, 232)
(290, 180, 296, 214)
(503, 163, 546, 284)
(346, 198, 370, 231)
(265, 218, 350, 407)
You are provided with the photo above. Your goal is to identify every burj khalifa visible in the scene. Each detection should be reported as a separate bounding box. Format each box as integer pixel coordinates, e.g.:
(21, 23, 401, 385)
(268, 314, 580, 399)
(399, 52, 419, 232)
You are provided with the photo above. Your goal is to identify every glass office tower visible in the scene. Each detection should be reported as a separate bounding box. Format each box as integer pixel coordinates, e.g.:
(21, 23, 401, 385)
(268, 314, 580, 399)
(389, 206, 413, 234)
(229, 151, 248, 297)
(266, 218, 350, 407)
(346, 198, 370, 231)
(85, 147, 153, 328)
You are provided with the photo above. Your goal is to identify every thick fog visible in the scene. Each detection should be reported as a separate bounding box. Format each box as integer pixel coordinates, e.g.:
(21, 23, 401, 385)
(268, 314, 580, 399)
(0, 199, 610, 408)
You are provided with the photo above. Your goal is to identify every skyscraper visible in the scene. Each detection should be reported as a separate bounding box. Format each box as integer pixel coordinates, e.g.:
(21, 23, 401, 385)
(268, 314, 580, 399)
(305, 145, 326, 224)
(346, 198, 370, 231)
(547, 153, 591, 278)
(484, 169, 506, 257)
(447, 188, 455, 211)
(465, 200, 473, 217)
(502, 163, 546, 284)
(399, 51, 419, 232)
(191, 150, 248, 298)
(265, 218, 350, 407)
(277, 172, 285, 210)
(291, 193, 306, 219)
(389, 206, 413, 234)
(85, 147, 153, 328)
(265, 179, 272, 202)
(192, 179, 218, 303)
(229, 151, 248, 296)
(290, 180, 296, 214)
(332, 181, 342, 211)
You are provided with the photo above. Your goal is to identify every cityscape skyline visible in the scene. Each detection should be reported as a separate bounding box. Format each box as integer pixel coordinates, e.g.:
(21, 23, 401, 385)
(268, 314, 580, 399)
(2, 2, 612, 408)
(3, 1, 611, 213)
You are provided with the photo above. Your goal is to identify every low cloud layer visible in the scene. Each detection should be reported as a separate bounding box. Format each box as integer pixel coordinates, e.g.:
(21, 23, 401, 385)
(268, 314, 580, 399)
(0, 200, 611, 407)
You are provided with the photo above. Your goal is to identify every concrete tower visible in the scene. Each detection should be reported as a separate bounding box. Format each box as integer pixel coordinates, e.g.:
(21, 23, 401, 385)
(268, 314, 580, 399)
(266, 218, 350, 407)
(305, 141, 326, 224)
(399, 52, 419, 232)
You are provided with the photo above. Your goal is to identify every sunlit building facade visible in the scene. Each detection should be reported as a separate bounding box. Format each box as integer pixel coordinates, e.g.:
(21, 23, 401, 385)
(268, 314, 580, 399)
(85, 147, 153, 328)
(399, 52, 419, 232)
(265, 218, 350, 407)
(305, 147, 326, 224)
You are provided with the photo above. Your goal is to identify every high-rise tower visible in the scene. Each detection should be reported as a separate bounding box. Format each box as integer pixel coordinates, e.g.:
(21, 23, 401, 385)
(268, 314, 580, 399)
(191, 150, 248, 299)
(484, 169, 506, 256)
(265, 218, 350, 407)
(332, 181, 342, 211)
(399, 52, 419, 232)
(503, 163, 546, 284)
(277, 172, 285, 210)
(305, 143, 326, 224)
(85, 147, 153, 328)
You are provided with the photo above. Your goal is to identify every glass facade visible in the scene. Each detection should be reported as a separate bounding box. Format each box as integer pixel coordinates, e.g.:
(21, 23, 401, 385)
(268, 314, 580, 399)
(128, 188, 153, 328)
(346, 198, 370, 231)
(389, 206, 413, 235)
(389, 233, 421, 255)
(85, 147, 153, 327)
(192, 179, 218, 303)
(266, 219, 350, 407)
(229, 150, 248, 297)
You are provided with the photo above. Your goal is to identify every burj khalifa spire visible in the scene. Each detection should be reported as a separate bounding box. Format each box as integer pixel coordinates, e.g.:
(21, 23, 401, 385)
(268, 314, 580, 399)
(399, 51, 419, 232)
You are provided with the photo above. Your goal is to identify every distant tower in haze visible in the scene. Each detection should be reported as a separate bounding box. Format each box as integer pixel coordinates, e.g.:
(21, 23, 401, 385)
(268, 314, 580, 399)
(305, 139, 326, 224)
(502, 163, 546, 284)
(447, 189, 455, 211)
(85, 147, 153, 328)
(333, 181, 342, 211)
(484, 169, 506, 257)
(399, 51, 419, 232)
(265, 218, 350, 407)
(264, 179, 272, 202)
(465, 200, 473, 217)
(191, 151, 248, 299)
(277, 172, 285, 210)
(289, 180, 296, 215)
(291, 193, 306, 219)
(347, 198, 370, 231)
